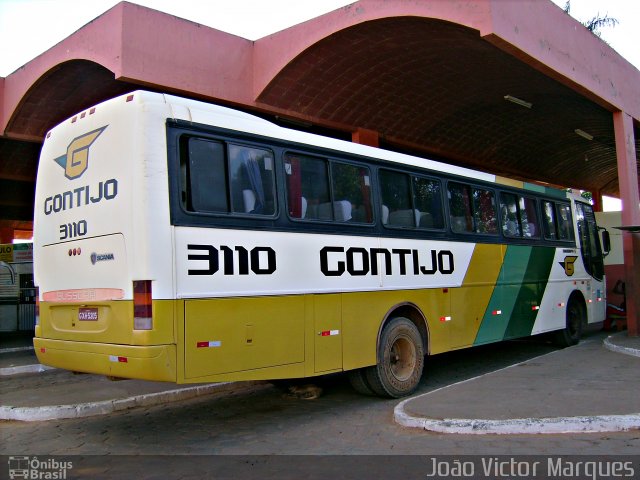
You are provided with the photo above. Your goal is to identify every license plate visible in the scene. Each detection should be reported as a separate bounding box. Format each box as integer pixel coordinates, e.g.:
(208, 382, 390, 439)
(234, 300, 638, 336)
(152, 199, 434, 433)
(78, 307, 99, 321)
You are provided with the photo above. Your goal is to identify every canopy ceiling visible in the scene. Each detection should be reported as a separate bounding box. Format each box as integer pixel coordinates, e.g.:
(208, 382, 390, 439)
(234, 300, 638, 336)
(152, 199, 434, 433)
(257, 17, 638, 196)
(1, 2, 638, 223)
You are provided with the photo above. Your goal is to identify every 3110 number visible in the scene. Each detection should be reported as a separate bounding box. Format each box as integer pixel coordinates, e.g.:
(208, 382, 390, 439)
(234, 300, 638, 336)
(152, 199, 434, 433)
(59, 220, 88, 240)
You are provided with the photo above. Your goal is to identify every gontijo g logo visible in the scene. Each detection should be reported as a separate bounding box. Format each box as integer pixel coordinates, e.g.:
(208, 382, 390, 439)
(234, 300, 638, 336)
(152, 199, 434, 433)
(53, 126, 107, 180)
(559, 255, 578, 276)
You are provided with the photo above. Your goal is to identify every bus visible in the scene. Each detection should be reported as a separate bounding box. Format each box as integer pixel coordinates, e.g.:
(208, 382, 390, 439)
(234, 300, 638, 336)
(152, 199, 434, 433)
(33, 91, 610, 398)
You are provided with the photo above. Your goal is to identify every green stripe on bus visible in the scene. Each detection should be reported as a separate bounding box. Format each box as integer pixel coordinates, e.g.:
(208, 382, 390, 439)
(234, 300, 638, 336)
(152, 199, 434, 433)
(474, 246, 556, 344)
(503, 246, 556, 339)
(522, 183, 546, 194)
(523, 182, 567, 199)
(474, 246, 532, 345)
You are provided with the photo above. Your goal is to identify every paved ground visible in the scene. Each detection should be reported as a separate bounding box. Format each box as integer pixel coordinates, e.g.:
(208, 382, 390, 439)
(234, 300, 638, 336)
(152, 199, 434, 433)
(2, 327, 638, 433)
(397, 332, 640, 434)
(1, 327, 639, 479)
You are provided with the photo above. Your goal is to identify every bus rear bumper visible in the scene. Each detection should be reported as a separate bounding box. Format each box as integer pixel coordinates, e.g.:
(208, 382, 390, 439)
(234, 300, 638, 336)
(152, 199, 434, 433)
(33, 337, 177, 382)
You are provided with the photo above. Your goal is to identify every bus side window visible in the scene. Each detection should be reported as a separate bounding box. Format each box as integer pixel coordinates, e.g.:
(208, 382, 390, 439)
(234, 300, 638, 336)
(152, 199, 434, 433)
(331, 162, 373, 223)
(379, 171, 443, 229)
(448, 182, 498, 234)
(448, 182, 473, 233)
(472, 187, 498, 234)
(575, 202, 604, 280)
(520, 197, 539, 238)
(380, 170, 413, 227)
(556, 203, 575, 241)
(285, 153, 330, 220)
(413, 176, 444, 229)
(542, 201, 557, 239)
(185, 137, 227, 213)
(286, 154, 372, 224)
(500, 194, 539, 238)
(500, 193, 521, 237)
(228, 144, 276, 216)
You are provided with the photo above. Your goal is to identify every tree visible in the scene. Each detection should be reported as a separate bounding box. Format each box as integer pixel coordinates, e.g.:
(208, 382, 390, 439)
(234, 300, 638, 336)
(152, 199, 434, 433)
(565, 188, 593, 204)
(563, 1, 619, 38)
(580, 191, 592, 202)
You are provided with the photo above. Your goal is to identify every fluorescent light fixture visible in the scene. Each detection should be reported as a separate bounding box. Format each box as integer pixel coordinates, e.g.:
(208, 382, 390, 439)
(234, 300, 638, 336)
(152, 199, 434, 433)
(504, 95, 532, 109)
(575, 129, 593, 141)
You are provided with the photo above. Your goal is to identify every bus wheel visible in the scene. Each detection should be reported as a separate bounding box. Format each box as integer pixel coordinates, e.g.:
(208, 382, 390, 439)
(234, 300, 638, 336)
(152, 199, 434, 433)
(347, 368, 375, 396)
(553, 296, 584, 347)
(365, 317, 424, 398)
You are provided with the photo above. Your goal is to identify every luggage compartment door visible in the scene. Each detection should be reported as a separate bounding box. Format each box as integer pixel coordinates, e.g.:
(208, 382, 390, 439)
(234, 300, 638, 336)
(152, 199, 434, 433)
(184, 296, 305, 379)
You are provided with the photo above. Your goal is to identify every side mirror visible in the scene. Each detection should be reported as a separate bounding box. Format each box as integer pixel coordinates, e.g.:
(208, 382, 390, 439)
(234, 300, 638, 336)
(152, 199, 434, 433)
(601, 229, 611, 257)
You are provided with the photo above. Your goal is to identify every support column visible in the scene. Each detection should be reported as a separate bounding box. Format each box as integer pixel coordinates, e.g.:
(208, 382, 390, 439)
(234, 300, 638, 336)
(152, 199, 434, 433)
(613, 111, 640, 336)
(0, 227, 14, 244)
(352, 128, 379, 148)
(592, 189, 603, 213)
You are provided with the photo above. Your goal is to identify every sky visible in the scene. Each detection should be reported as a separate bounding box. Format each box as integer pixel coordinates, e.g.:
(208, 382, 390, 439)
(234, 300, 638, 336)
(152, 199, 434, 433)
(0, 0, 638, 77)
(0, 0, 636, 210)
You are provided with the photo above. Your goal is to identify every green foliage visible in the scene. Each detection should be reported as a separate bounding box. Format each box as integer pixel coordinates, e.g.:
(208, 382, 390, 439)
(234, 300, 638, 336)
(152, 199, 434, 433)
(563, 0, 619, 38)
(565, 188, 593, 203)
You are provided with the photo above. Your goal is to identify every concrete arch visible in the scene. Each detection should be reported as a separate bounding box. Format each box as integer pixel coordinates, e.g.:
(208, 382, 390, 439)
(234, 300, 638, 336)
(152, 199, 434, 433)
(253, 0, 494, 99)
(1, 3, 128, 139)
(253, 0, 639, 122)
(1, 1, 255, 140)
(255, 14, 629, 196)
(6, 60, 136, 142)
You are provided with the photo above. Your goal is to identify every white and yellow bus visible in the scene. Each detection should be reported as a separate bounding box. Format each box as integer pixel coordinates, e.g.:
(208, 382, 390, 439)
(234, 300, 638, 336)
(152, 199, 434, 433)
(33, 91, 609, 397)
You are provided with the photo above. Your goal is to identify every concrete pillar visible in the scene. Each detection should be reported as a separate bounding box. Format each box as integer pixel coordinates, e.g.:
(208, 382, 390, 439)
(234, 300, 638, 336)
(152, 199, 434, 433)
(592, 189, 603, 213)
(613, 111, 640, 336)
(0, 227, 14, 244)
(352, 128, 379, 148)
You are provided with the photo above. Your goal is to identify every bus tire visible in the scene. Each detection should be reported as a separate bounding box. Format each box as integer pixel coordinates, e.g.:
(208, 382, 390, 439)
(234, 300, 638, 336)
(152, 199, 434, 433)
(553, 296, 584, 347)
(347, 368, 375, 396)
(364, 317, 424, 398)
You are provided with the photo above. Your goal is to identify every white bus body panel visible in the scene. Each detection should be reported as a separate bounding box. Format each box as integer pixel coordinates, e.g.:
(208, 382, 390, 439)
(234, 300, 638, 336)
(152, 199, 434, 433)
(34, 92, 175, 300)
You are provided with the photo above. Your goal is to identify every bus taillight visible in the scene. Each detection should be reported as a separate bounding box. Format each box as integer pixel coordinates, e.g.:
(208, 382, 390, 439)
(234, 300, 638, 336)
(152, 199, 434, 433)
(35, 287, 40, 326)
(133, 280, 153, 330)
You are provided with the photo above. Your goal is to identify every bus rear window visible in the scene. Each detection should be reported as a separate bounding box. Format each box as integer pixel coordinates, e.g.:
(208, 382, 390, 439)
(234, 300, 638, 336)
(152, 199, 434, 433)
(182, 137, 276, 216)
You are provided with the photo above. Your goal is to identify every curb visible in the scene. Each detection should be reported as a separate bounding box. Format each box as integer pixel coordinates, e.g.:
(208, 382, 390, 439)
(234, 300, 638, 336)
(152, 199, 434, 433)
(0, 346, 34, 354)
(603, 334, 640, 358)
(0, 381, 266, 422)
(0, 364, 55, 376)
(394, 338, 640, 435)
(394, 406, 640, 435)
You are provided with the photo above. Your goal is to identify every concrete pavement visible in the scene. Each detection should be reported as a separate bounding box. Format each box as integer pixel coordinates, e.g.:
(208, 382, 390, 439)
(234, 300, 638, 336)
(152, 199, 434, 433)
(2, 329, 639, 434)
(0, 332, 265, 421)
(395, 331, 640, 434)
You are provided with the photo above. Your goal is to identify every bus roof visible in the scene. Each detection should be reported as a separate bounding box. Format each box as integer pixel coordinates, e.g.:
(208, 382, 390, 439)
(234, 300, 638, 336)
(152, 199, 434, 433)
(159, 91, 497, 184)
(49, 90, 568, 198)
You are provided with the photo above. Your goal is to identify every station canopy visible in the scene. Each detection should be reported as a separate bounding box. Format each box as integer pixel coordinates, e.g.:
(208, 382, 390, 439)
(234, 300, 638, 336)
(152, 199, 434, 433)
(1, 0, 639, 223)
